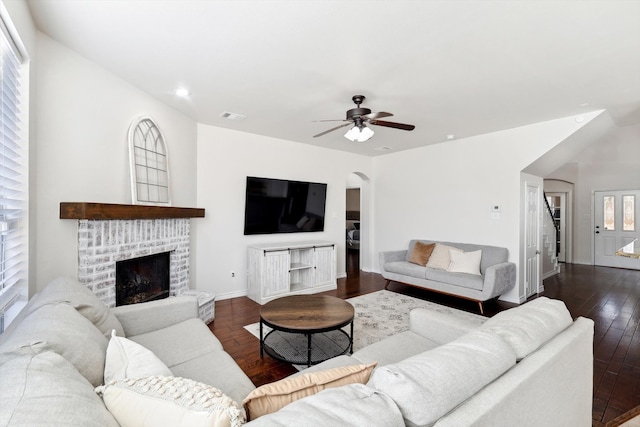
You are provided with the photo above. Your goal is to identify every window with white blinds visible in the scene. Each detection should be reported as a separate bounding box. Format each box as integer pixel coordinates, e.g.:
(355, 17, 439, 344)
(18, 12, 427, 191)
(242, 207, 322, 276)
(0, 6, 28, 333)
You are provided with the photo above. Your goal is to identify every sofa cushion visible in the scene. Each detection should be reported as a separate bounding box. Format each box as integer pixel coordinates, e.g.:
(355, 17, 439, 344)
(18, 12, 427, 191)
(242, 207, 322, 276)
(170, 349, 257, 406)
(97, 375, 245, 427)
(0, 351, 119, 426)
(424, 268, 484, 291)
(129, 318, 223, 365)
(128, 318, 255, 403)
(104, 329, 173, 383)
(0, 303, 108, 387)
(352, 330, 440, 366)
(27, 276, 124, 338)
(426, 243, 462, 270)
(479, 296, 573, 360)
(447, 249, 482, 275)
(367, 329, 516, 427)
(242, 362, 376, 421)
(244, 383, 405, 427)
(408, 241, 436, 266)
(383, 261, 427, 279)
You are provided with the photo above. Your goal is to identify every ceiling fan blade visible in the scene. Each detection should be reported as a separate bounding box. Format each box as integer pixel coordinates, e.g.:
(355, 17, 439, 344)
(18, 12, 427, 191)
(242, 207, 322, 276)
(370, 120, 415, 131)
(313, 122, 353, 138)
(313, 119, 348, 123)
(363, 111, 393, 121)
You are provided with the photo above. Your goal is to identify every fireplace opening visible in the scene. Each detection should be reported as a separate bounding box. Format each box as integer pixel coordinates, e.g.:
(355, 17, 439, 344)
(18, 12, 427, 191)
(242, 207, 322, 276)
(115, 252, 171, 306)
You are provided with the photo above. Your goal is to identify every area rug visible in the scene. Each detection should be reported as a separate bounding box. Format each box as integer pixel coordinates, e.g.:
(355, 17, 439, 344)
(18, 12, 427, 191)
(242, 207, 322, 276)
(607, 405, 640, 427)
(243, 290, 486, 361)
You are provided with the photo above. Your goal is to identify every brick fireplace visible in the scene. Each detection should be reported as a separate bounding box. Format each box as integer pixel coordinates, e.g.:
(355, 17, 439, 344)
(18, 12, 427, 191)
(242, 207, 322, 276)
(61, 203, 205, 308)
(77, 218, 190, 307)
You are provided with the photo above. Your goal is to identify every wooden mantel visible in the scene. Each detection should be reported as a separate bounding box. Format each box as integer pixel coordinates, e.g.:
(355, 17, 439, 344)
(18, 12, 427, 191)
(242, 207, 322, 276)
(60, 202, 205, 220)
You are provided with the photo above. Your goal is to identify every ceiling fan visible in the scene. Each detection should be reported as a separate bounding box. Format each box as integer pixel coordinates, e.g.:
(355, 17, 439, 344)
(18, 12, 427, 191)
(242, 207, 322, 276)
(313, 95, 415, 142)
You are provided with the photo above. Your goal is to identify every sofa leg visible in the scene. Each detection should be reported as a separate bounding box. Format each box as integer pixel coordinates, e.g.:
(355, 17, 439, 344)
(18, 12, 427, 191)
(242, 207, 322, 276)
(478, 301, 484, 315)
(384, 280, 391, 290)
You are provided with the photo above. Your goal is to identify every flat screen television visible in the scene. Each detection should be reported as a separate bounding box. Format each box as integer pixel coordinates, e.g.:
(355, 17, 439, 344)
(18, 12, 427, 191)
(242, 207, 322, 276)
(244, 176, 327, 235)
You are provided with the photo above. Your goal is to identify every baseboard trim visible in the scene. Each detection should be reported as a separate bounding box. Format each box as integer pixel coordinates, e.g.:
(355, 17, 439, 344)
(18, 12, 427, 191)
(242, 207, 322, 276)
(215, 289, 248, 301)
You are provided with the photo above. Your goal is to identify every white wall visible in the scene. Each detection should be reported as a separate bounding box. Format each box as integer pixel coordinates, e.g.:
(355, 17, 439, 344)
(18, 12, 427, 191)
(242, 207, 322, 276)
(549, 123, 640, 265)
(372, 112, 601, 303)
(34, 33, 198, 292)
(195, 124, 372, 299)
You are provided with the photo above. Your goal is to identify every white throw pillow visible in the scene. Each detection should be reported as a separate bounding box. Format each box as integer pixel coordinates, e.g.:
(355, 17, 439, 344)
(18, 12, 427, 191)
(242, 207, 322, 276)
(104, 330, 173, 383)
(96, 376, 245, 427)
(447, 249, 482, 275)
(426, 243, 462, 270)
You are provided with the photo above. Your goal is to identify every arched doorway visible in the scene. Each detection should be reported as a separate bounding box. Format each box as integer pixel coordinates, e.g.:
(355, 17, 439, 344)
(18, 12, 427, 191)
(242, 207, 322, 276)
(346, 172, 370, 276)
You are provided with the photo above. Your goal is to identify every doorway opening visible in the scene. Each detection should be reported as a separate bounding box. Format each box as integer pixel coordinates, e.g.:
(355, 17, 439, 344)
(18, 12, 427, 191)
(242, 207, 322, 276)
(346, 188, 360, 276)
(345, 172, 369, 277)
(544, 179, 574, 264)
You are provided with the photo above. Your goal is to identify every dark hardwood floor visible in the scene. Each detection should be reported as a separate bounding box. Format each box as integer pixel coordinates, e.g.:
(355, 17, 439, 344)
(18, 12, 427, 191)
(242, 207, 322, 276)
(209, 252, 640, 426)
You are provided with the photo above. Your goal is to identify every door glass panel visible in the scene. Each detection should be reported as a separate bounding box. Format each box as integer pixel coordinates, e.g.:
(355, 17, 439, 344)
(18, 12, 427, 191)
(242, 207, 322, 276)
(604, 196, 615, 230)
(624, 195, 635, 231)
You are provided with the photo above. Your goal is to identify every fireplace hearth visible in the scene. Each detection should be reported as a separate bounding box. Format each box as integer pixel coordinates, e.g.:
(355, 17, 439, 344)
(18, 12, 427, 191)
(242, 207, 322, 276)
(116, 252, 170, 306)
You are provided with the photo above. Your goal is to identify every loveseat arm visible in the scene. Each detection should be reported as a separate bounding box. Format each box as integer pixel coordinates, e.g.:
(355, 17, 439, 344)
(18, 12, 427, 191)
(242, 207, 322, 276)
(111, 296, 199, 337)
(483, 261, 517, 298)
(409, 308, 480, 345)
(379, 250, 407, 272)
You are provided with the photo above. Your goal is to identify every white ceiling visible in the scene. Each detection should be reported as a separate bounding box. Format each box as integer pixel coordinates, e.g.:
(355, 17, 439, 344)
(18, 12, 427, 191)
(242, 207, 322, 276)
(26, 0, 640, 157)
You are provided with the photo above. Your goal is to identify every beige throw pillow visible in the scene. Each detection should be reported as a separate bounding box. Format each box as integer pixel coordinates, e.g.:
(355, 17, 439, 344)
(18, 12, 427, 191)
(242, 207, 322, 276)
(242, 362, 377, 421)
(426, 243, 462, 270)
(447, 250, 482, 275)
(96, 376, 245, 427)
(408, 242, 436, 266)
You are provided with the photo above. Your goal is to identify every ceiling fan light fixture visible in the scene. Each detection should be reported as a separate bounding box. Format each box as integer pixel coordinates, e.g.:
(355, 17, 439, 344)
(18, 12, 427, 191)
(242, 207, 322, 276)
(344, 124, 374, 142)
(358, 126, 374, 142)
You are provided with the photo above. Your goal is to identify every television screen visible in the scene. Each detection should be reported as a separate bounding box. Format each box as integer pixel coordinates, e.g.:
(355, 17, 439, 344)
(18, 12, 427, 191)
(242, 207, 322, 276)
(244, 176, 327, 235)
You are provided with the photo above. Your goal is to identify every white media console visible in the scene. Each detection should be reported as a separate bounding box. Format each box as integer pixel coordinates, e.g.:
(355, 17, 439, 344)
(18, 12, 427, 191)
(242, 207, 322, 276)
(247, 240, 336, 305)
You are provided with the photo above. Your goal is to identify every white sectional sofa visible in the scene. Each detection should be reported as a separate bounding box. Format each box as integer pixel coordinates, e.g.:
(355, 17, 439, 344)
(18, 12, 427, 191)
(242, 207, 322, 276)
(254, 297, 594, 427)
(0, 277, 593, 427)
(380, 240, 517, 313)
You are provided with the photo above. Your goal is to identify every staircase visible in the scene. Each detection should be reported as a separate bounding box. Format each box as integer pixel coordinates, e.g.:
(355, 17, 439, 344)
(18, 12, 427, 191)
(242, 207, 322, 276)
(542, 193, 561, 279)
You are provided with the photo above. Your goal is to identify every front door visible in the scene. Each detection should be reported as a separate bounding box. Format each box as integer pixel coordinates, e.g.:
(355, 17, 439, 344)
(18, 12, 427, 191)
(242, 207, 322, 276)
(525, 183, 541, 297)
(594, 190, 640, 269)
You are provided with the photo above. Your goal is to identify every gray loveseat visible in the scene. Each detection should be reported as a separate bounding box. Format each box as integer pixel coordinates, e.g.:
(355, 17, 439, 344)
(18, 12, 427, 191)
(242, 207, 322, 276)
(0, 277, 593, 426)
(380, 240, 517, 313)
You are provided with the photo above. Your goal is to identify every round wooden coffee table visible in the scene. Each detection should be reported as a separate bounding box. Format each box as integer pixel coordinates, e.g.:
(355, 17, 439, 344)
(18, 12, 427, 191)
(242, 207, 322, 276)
(260, 295, 355, 367)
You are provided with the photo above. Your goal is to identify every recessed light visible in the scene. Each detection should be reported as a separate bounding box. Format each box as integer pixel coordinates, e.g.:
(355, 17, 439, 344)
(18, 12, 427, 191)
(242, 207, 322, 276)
(579, 103, 590, 108)
(374, 146, 392, 151)
(446, 134, 455, 140)
(175, 88, 190, 98)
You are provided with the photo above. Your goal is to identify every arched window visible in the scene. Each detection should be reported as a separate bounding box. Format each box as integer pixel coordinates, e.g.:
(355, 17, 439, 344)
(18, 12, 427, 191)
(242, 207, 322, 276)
(128, 116, 171, 205)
